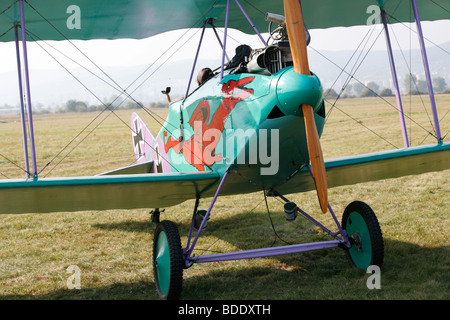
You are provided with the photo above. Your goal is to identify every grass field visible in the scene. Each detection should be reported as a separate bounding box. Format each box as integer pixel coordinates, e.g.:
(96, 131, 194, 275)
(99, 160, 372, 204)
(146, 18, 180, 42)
(0, 95, 449, 300)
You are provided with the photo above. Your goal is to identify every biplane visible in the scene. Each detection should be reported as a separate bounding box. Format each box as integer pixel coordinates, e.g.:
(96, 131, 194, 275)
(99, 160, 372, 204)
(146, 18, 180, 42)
(0, 0, 449, 299)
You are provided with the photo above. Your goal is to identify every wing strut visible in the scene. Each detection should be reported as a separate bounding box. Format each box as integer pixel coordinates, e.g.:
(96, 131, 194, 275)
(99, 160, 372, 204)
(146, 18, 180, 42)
(17, 0, 38, 179)
(411, 0, 442, 142)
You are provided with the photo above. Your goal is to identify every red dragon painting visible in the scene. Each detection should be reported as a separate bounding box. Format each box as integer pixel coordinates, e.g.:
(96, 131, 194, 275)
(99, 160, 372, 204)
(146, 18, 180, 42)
(164, 76, 255, 171)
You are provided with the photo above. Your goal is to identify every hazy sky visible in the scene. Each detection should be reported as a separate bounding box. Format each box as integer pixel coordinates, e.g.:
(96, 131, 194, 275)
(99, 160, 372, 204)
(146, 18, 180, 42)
(0, 19, 449, 73)
(0, 18, 448, 107)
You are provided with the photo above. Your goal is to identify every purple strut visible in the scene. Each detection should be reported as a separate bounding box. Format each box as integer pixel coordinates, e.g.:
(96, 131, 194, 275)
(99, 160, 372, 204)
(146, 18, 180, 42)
(220, 0, 230, 80)
(411, 0, 442, 142)
(19, 0, 38, 178)
(184, 169, 230, 260)
(14, 24, 30, 179)
(234, 0, 266, 46)
(184, 21, 208, 98)
(192, 240, 342, 264)
(210, 21, 230, 62)
(381, 9, 409, 148)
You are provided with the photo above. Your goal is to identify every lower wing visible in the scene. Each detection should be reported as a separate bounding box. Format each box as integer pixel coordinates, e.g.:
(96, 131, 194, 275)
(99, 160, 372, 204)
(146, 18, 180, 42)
(0, 143, 448, 214)
(0, 170, 219, 214)
(276, 142, 450, 195)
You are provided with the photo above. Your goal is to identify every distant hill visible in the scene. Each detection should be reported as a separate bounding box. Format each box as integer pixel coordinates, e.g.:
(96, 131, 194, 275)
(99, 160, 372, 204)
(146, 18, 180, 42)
(1, 41, 449, 110)
(309, 41, 450, 93)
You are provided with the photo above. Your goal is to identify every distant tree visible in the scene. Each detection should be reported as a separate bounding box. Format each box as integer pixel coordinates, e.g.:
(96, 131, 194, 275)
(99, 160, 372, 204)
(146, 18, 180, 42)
(417, 80, 428, 93)
(379, 88, 394, 96)
(360, 89, 377, 97)
(65, 99, 88, 112)
(433, 77, 447, 92)
(75, 101, 87, 112)
(324, 88, 338, 99)
(65, 99, 78, 112)
(353, 82, 365, 96)
(88, 105, 100, 112)
(404, 73, 417, 92)
(343, 83, 353, 96)
(150, 101, 168, 108)
(366, 81, 380, 94)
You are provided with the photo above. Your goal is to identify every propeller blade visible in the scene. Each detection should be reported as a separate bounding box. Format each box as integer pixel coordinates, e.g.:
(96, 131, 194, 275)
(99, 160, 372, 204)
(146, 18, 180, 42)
(284, 0, 328, 213)
(302, 104, 328, 213)
(284, 0, 310, 74)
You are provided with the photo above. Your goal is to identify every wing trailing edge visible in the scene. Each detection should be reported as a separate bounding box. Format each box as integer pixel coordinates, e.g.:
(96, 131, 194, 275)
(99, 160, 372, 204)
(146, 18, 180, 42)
(0, 171, 219, 214)
(0, 143, 448, 214)
(98, 161, 154, 176)
(0, 0, 448, 42)
(276, 142, 450, 195)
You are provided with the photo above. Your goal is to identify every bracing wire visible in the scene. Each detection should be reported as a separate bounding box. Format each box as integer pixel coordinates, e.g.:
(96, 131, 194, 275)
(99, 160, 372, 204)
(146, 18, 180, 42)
(388, 21, 436, 142)
(263, 188, 292, 247)
(19, 0, 220, 176)
(316, 0, 444, 147)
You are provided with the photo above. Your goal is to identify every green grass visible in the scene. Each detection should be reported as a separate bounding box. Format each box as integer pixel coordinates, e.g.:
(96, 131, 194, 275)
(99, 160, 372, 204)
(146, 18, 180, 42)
(0, 95, 449, 300)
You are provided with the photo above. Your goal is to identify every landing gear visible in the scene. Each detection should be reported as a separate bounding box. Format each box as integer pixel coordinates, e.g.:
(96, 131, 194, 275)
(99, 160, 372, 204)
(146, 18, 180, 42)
(342, 201, 384, 270)
(152, 220, 184, 300)
(150, 170, 384, 300)
(150, 208, 161, 223)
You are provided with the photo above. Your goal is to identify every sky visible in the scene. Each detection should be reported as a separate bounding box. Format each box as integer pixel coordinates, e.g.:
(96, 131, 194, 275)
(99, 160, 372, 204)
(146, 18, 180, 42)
(0, 19, 449, 71)
(0, 19, 449, 106)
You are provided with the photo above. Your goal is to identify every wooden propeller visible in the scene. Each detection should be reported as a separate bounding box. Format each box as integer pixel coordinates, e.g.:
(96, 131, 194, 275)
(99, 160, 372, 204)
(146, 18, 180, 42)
(284, 0, 328, 213)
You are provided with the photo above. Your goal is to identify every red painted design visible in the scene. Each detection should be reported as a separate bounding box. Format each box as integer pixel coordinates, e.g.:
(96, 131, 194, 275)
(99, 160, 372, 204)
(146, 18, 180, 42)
(164, 77, 255, 171)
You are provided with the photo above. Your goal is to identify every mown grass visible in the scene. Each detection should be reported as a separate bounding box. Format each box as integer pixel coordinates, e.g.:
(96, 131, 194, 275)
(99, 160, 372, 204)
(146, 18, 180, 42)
(0, 95, 448, 300)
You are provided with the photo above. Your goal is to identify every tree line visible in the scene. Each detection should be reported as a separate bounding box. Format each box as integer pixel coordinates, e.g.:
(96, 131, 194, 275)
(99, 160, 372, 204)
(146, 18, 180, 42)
(58, 99, 167, 113)
(324, 75, 448, 99)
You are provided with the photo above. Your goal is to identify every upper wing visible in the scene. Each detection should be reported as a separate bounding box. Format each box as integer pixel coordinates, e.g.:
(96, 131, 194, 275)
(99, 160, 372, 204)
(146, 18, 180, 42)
(274, 142, 450, 196)
(0, 0, 447, 42)
(0, 170, 219, 214)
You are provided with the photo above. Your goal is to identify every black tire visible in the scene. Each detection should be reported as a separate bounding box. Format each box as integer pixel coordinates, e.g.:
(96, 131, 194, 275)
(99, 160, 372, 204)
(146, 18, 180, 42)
(152, 220, 184, 299)
(342, 201, 384, 270)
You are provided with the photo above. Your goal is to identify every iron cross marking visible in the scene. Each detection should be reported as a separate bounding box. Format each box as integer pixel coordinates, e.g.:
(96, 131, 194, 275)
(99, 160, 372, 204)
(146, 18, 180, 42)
(133, 118, 143, 157)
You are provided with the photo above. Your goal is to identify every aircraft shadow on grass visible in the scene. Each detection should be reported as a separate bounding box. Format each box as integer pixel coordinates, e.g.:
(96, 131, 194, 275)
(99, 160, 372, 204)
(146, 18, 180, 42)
(2, 212, 448, 299)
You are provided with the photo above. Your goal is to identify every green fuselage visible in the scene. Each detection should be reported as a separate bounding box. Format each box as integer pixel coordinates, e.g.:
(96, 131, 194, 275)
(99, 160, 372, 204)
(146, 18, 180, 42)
(155, 66, 325, 195)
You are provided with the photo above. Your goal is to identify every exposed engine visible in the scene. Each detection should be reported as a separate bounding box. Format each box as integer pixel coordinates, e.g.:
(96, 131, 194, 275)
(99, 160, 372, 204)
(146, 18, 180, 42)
(247, 42, 293, 75)
(235, 12, 310, 76)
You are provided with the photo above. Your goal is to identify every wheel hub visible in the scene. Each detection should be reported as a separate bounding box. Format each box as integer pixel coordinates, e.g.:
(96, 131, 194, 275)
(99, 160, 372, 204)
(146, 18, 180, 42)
(351, 233, 362, 251)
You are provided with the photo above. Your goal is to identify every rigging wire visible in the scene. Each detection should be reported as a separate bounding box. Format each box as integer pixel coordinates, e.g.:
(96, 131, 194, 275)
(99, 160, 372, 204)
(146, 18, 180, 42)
(429, 0, 450, 15)
(317, 0, 443, 147)
(323, 22, 381, 120)
(0, 25, 13, 40)
(26, 28, 190, 176)
(263, 188, 292, 247)
(0, 0, 17, 17)
(322, 0, 405, 120)
(21, 0, 220, 175)
(430, 0, 450, 13)
(23, 30, 178, 175)
(2, 1, 447, 178)
(310, 41, 439, 145)
(0, 152, 28, 176)
(386, 3, 450, 139)
(310, 50, 400, 149)
(385, 11, 450, 56)
(388, 20, 437, 142)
